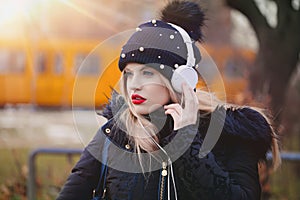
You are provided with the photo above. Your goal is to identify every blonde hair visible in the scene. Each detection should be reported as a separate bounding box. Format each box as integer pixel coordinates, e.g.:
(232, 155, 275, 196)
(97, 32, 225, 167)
(252, 107, 282, 171)
(118, 71, 179, 152)
(116, 69, 281, 171)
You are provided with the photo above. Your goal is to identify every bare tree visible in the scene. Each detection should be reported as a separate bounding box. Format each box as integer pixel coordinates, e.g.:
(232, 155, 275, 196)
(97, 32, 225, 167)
(225, 0, 300, 124)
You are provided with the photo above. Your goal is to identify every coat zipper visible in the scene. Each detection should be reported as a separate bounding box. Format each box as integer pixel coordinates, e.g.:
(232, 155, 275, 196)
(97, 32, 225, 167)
(159, 162, 167, 200)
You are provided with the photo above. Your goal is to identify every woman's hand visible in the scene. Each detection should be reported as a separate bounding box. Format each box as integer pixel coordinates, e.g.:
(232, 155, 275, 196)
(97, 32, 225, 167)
(164, 83, 199, 130)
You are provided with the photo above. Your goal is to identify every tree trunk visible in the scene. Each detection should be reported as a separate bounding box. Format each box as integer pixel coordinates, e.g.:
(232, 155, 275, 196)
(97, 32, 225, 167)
(225, 0, 300, 125)
(251, 32, 299, 124)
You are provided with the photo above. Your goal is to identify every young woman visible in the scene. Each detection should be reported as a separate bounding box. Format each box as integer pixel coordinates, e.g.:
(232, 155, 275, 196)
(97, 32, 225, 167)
(57, 1, 280, 199)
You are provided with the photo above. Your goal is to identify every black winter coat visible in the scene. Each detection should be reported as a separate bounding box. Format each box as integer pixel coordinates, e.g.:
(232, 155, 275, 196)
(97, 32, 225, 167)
(57, 99, 272, 200)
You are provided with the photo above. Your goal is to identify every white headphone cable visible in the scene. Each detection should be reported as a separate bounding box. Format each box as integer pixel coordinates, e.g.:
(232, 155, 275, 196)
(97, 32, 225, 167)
(136, 117, 178, 200)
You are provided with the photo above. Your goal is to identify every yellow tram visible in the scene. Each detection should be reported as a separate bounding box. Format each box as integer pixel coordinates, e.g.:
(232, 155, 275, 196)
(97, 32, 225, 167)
(0, 38, 255, 108)
(0, 38, 121, 108)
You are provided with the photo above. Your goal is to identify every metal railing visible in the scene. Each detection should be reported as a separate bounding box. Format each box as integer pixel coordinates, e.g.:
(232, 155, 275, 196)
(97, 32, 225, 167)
(27, 149, 300, 200)
(27, 148, 83, 200)
(267, 151, 300, 161)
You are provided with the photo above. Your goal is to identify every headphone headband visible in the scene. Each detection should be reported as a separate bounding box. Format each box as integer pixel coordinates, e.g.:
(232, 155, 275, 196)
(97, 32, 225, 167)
(168, 23, 196, 67)
(168, 23, 198, 93)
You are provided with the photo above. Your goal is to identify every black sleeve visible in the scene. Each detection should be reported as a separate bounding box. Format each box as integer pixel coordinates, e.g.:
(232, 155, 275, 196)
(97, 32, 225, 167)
(56, 148, 101, 200)
(166, 125, 261, 200)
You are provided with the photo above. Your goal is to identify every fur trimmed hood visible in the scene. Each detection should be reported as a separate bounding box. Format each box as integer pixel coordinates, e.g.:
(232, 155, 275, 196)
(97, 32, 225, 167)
(99, 92, 272, 157)
(209, 105, 273, 158)
(211, 105, 272, 144)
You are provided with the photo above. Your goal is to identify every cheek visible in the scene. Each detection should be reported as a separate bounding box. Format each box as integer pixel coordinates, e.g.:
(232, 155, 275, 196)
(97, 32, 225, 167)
(150, 86, 170, 104)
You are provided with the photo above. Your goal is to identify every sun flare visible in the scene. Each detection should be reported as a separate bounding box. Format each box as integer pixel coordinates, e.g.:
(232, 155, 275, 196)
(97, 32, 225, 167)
(0, 0, 39, 25)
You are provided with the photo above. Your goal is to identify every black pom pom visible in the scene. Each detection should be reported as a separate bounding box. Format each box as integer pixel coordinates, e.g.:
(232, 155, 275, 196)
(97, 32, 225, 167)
(160, 1, 206, 42)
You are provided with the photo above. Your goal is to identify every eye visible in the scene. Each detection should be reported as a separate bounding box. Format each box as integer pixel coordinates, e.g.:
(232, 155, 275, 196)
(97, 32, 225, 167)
(142, 70, 154, 76)
(124, 71, 133, 77)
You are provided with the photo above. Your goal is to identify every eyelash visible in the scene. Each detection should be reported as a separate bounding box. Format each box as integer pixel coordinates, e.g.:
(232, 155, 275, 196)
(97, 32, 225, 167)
(124, 71, 133, 77)
(142, 71, 154, 76)
(124, 70, 153, 77)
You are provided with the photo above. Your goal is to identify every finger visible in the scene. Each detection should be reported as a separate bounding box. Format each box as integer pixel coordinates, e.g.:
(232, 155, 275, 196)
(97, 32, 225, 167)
(182, 83, 193, 100)
(165, 108, 181, 122)
(182, 83, 198, 109)
(186, 85, 198, 106)
(189, 86, 199, 107)
(164, 104, 182, 115)
(164, 103, 181, 110)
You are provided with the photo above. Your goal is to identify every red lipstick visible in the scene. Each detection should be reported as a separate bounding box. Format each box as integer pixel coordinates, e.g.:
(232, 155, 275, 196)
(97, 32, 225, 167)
(131, 94, 146, 104)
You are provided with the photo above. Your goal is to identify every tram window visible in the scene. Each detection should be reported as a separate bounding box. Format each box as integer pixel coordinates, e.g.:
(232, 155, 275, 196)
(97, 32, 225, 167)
(74, 53, 100, 75)
(0, 50, 9, 73)
(74, 54, 84, 74)
(35, 52, 47, 74)
(54, 53, 64, 74)
(12, 52, 25, 73)
(0, 50, 25, 74)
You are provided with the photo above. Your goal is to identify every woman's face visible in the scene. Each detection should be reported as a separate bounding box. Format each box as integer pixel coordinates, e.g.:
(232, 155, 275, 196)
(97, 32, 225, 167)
(124, 63, 171, 115)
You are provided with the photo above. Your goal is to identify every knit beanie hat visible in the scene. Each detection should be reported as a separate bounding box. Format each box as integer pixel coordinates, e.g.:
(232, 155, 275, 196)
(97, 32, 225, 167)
(118, 1, 205, 82)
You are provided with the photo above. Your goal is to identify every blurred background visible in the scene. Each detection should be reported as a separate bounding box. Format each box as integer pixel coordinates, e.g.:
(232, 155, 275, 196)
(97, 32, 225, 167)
(0, 0, 299, 199)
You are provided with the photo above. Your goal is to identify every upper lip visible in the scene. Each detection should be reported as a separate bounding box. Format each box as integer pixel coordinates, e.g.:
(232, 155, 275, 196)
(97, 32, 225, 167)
(131, 94, 146, 100)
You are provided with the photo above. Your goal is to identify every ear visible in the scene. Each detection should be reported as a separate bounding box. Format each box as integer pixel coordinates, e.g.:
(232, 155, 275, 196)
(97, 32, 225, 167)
(171, 65, 198, 93)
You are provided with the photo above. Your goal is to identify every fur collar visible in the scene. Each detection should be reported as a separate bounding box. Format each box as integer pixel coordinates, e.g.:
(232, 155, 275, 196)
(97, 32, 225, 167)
(99, 92, 272, 152)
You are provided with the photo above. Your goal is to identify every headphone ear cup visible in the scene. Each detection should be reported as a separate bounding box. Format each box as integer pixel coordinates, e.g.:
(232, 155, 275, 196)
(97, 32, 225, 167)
(171, 65, 198, 93)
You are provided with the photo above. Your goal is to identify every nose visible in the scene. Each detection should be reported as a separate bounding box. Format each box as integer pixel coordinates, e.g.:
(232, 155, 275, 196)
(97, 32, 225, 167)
(127, 74, 143, 91)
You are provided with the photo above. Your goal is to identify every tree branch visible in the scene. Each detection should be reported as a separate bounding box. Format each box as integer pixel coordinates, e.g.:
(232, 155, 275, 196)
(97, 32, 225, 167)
(225, 0, 270, 42)
(276, 0, 292, 30)
(275, 0, 300, 44)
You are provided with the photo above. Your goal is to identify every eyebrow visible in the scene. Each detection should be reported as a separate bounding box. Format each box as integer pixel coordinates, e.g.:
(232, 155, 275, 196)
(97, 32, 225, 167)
(125, 66, 150, 72)
(140, 66, 150, 71)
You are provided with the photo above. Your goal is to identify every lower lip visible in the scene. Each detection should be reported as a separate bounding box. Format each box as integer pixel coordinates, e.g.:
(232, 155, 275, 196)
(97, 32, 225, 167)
(132, 99, 146, 104)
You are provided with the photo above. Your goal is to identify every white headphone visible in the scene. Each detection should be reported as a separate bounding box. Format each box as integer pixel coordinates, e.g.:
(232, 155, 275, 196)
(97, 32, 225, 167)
(168, 23, 198, 93)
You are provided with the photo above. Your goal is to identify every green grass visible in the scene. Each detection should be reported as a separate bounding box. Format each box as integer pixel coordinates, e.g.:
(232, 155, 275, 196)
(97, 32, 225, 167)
(270, 162, 300, 200)
(268, 132, 300, 200)
(0, 148, 80, 200)
(1, 136, 300, 200)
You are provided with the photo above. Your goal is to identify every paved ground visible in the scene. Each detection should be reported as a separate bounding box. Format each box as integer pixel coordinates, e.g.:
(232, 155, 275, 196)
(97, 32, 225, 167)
(0, 106, 107, 149)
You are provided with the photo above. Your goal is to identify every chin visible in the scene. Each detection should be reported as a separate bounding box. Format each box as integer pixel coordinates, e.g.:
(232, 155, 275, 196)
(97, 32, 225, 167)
(135, 110, 150, 115)
(133, 105, 162, 115)
(132, 106, 151, 115)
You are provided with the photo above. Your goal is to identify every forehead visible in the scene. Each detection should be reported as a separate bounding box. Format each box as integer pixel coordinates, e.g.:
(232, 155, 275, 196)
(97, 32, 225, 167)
(125, 63, 155, 72)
